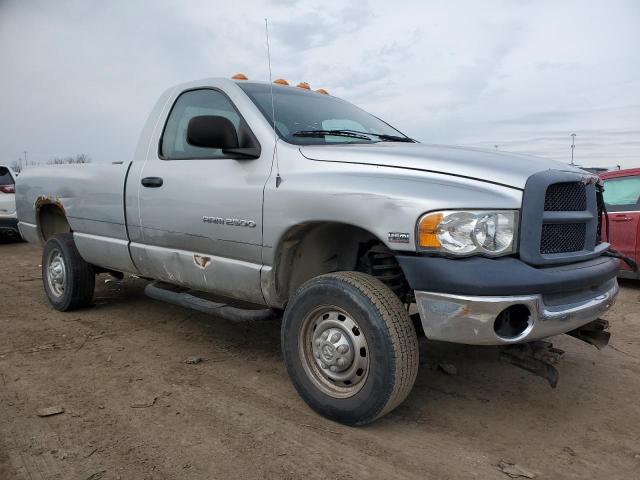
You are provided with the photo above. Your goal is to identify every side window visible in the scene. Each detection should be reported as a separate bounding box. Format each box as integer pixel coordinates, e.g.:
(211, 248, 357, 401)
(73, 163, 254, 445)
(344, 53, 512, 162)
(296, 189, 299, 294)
(603, 176, 640, 212)
(161, 89, 241, 159)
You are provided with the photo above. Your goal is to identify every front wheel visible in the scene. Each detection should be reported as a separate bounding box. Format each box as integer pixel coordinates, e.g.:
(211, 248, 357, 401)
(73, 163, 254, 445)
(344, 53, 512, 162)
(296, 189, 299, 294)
(42, 233, 95, 311)
(282, 271, 419, 425)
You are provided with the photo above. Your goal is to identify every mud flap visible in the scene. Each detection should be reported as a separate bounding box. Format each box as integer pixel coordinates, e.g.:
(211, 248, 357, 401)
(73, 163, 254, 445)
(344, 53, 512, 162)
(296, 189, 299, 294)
(566, 318, 611, 350)
(500, 341, 565, 388)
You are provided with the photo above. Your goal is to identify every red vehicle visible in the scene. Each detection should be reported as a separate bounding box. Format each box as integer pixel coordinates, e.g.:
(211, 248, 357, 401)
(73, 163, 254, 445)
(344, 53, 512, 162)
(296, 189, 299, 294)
(600, 168, 640, 279)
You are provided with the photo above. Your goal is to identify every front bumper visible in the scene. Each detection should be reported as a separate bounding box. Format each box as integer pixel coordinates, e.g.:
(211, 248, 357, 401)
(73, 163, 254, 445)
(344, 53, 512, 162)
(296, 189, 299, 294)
(397, 254, 620, 345)
(415, 278, 618, 345)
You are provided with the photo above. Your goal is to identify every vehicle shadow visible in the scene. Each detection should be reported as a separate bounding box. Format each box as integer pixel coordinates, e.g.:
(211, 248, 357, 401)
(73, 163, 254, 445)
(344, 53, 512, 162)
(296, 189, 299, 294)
(618, 278, 640, 290)
(0, 234, 23, 244)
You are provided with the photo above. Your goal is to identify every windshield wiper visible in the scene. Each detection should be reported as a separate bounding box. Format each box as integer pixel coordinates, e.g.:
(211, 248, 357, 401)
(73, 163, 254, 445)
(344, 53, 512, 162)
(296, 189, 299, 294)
(338, 130, 415, 142)
(292, 129, 373, 141)
(369, 133, 415, 143)
(292, 129, 415, 143)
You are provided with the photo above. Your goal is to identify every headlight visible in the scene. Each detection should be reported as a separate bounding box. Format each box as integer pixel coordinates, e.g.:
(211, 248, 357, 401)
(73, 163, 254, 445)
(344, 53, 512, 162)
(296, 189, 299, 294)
(417, 210, 518, 256)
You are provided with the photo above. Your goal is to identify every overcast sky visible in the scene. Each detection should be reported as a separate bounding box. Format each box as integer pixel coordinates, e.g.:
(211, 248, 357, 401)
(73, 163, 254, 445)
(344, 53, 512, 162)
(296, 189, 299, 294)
(1, 0, 639, 169)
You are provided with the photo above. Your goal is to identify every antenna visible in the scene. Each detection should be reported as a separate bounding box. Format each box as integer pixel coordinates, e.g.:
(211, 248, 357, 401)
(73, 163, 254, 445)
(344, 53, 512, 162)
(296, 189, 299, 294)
(265, 18, 281, 187)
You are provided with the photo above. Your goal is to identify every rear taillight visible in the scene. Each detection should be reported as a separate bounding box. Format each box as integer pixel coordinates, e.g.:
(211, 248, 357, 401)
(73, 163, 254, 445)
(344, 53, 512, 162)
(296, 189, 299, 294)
(0, 185, 15, 194)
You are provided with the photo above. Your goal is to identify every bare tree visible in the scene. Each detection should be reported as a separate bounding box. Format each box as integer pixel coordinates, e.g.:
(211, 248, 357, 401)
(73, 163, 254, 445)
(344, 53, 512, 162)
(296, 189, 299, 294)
(10, 159, 22, 173)
(47, 154, 92, 165)
(74, 153, 91, 164)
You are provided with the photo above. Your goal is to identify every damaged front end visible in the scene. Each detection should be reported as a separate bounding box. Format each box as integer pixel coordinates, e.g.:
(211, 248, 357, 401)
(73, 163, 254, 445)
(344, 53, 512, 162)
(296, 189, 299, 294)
(500, 318, 611, 388)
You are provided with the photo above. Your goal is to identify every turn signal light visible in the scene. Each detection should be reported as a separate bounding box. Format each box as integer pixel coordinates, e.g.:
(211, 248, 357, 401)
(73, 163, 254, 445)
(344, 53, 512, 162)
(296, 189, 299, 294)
(274, 78, 289, 85)
(232, 73, 248, 80)
(296, 82, 311, 90)
(418, 212, 443, 248)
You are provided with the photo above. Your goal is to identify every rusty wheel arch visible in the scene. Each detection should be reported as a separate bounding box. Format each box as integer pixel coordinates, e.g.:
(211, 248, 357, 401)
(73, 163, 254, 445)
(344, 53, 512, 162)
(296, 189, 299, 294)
(35, 197, 71, 242)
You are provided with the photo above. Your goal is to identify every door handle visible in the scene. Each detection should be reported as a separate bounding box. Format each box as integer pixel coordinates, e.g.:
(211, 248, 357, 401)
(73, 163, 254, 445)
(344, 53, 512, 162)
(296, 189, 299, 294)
(611, 215, 632, 222)
(141, 177, 163, 188)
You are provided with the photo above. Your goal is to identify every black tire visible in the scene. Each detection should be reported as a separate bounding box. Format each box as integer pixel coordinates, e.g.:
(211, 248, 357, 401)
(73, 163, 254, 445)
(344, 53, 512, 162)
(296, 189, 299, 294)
(282, 271, 419, 425)
(42, 233, 95, 311)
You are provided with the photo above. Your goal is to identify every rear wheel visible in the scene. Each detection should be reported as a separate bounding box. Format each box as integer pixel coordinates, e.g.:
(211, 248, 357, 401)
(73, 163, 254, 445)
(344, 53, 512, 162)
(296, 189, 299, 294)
(282, 271, 419, 425)
(42, 233, 95, 311)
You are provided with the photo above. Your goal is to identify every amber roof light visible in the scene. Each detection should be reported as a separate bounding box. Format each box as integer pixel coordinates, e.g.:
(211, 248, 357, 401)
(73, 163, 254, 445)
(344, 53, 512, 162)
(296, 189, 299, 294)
(296, 82, 311, 90)
(274, 78, 289, 85)
(316, 88, 329, 95)
(232, 73, 248, 80)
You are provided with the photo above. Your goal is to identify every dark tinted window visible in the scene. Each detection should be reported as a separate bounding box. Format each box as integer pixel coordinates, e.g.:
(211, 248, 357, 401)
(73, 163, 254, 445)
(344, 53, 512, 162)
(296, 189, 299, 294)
(603, 176, 640, 212)
(161, 89, 242, 159)
(238, 82, 407, 145)
(0, 167, 14, 186)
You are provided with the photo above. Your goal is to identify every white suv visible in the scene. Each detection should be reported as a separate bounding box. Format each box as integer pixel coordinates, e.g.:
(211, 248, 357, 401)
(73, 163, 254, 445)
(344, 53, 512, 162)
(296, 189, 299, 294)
(0, 165, 20, 239)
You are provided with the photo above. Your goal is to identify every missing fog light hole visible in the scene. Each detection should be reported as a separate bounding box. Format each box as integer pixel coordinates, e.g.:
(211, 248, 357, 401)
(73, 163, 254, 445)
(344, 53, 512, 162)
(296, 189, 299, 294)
(494, 304, 532, 339)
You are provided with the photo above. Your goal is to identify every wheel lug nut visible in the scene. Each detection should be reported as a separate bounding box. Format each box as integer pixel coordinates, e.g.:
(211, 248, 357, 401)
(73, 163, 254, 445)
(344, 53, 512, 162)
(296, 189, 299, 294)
(330, 332, 341, 343)
(315, 351, 320, 359)
(336, 345, 348, 354)
(320, 362, 328, 369)
(315, 339, 322, 347)
(321, 331, 329, 340)
(337, 358, 346, 367)
(330, 366, 338, 372)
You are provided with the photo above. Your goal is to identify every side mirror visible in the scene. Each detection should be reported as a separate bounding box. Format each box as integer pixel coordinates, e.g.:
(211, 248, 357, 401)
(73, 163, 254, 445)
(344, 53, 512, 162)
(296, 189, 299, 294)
(187, 115, 239, 149)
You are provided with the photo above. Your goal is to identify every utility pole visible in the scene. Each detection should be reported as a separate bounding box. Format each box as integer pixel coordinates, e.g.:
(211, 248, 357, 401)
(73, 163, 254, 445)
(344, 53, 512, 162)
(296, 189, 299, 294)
(23, 150, 28, 167)
(570, 133, 576, 166)
(494, 145, 499, 151)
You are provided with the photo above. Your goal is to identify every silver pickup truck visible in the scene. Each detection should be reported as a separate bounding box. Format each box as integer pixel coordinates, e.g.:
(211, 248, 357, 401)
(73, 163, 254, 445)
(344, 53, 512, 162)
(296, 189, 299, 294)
(16, 76, 621, 425)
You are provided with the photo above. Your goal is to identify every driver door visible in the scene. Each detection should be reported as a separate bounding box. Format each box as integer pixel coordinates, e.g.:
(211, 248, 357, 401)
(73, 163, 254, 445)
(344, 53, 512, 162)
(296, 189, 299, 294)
(133, 88, 272, 304)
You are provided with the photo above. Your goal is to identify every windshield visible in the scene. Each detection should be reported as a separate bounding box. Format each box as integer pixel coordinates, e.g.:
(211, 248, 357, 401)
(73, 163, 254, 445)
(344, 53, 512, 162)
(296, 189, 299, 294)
(238, 82, 409, 145)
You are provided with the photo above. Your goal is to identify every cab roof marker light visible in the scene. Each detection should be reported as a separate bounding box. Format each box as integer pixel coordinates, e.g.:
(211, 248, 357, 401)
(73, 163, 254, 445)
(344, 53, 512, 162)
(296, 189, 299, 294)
(316, 88, 329, 95)
(274, 78, 289, 85)
(296, 82, 311, 90)
(232, 73, 248, 80)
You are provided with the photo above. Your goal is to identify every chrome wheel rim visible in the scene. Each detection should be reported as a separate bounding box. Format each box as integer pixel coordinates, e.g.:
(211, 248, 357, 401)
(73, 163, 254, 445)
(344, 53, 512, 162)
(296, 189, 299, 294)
(299, 306, 370, 398)
(46, 248, 66, 298)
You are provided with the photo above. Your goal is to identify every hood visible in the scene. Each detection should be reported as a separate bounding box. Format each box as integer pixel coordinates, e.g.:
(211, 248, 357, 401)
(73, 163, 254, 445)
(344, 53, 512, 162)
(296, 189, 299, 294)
(299, 143, 585, 190)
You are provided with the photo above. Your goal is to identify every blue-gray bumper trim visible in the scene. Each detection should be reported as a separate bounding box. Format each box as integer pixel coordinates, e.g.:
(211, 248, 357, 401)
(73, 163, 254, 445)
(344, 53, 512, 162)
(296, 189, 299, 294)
(396, 255, 619, 296)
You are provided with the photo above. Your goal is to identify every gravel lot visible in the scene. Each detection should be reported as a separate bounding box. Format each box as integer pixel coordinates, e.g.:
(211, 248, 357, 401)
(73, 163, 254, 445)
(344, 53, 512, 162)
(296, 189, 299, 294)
(1, 240, 639, 479)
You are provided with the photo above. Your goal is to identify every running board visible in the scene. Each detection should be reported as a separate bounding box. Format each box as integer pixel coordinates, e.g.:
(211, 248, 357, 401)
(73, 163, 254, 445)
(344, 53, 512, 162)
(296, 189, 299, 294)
(144, 282, 280, 322)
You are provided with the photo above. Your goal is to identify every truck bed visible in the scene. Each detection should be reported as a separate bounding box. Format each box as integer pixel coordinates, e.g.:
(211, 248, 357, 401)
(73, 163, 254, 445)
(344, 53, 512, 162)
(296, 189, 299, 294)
(16, 161, 135, 272)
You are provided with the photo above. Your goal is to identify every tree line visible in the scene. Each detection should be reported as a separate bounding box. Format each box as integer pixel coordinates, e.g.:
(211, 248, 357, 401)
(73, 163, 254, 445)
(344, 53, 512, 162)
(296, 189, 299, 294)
(10, 154, 91, 173)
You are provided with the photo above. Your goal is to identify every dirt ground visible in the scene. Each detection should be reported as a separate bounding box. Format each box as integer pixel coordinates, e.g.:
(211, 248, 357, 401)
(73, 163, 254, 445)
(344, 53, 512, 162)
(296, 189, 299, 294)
(1, 240, 639, 480)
